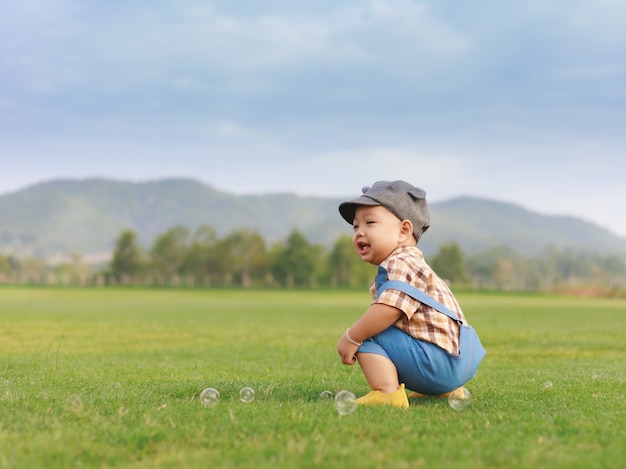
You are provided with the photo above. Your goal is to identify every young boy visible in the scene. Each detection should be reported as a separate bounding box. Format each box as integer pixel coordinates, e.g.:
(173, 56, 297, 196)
(337, 180, 484, 408)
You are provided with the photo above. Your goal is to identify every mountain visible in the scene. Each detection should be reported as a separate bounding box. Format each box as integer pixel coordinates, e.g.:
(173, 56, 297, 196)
(1, 178, 625, 262)
(0, 178, 343, 260)
(423, 197, 626, 257)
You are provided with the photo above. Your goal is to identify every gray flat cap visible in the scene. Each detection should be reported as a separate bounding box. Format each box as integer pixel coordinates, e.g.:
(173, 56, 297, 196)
(338, 180, 430, 241)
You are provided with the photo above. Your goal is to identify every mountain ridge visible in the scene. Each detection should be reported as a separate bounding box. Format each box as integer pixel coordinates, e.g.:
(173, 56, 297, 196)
(1, 178, 625, 261)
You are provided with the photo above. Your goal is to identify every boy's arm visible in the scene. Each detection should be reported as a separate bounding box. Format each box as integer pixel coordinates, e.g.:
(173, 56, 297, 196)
(337, 303, 403, 365)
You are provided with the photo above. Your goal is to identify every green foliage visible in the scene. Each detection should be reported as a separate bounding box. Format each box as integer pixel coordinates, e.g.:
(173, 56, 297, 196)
(429, 241, 468, 284)
(465, 245, 626, 291)
(325, 235, 373, 288)
(216, 229, 268, 287)
(271, 230, 320, 287)
(2, 223, 626, 292)
(110, 229, 143, 280)
(0, 254, 11, 274)
(150, 226, 190, 276)
(1, 288, 625, 468)
(180, 225, 218, 278)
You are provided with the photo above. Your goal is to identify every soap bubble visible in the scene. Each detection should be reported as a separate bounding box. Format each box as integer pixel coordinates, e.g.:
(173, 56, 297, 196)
(448, 387, 472, 411)
(239, 387, 255, 403)
(200, 387, 220, 407)
(68, 395, 83, 409)
(334, 390, 357, 416)
(320, 390, 334, 401)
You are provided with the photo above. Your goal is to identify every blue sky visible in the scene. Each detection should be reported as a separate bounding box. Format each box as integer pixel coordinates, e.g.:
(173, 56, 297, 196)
(1, 1, 625, 236)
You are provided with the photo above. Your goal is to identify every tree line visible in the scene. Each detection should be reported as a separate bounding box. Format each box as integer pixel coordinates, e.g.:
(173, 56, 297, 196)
(1, 224, 625, 294)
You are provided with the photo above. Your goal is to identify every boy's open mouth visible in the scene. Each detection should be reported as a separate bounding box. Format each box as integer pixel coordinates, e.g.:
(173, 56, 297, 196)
(357, 242, 370, 255)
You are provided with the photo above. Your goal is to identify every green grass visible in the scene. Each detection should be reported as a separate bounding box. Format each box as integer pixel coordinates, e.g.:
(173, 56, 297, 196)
(1, 287, 625, 468)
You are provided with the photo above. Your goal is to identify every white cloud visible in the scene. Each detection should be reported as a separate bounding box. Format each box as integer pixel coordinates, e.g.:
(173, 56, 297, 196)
(1, 1, 625, 236)
(1, 0, 472, 94)
(211, 121, 260, 140)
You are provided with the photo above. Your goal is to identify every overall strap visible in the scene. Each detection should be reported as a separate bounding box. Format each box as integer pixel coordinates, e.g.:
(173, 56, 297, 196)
(375, 266, 463, 324)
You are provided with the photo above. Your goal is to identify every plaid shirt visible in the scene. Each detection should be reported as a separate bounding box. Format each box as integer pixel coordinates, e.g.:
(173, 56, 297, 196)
(371, 246, 466, 354)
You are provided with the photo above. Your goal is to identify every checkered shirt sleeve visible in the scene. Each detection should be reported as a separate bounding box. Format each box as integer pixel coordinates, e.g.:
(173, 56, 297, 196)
(371, 246, 465, 355)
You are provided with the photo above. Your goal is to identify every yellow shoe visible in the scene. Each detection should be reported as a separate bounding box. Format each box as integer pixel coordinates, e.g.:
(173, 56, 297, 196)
(407, 386, 465, 399)
(355, 383, 409, 409)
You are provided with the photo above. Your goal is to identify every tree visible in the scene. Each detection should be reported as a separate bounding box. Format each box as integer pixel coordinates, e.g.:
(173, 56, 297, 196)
(149, 226, 189, 277)
(271, 230, 320, 287)
(219, 229, 267, 287)
(466, 245, 528, 290)
(494, 257, 516, 290)
(181, 225, 218, 280)
(430, 242, 468, 285)
(327, 235, 354, 286)
(326, 235, 373, 287)
(0, 253, 11, 274)
(110, 230, 142, 281)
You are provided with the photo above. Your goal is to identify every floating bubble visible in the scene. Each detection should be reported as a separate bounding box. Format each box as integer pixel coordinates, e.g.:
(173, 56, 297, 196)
(544, 381, 554, 388)
(448, 387, 472, 411)
(320, 390, 334, 401)
(239, 387, 255, 403)
(68, 394, 82, 406)
(334, 390, 357, 416)
(200, 387, 220, 407)
(67, 395, 84, 414)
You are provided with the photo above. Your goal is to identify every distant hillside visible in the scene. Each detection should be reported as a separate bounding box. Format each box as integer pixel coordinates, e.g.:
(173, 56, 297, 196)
(423, 197, 626, 257)
(1, 178, 625, 261)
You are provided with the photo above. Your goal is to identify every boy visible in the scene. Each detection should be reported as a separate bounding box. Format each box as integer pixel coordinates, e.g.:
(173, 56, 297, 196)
(337, 180, 484, 408)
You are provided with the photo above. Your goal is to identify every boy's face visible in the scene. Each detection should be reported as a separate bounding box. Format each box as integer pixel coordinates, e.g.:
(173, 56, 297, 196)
(351, 205, 412, 265)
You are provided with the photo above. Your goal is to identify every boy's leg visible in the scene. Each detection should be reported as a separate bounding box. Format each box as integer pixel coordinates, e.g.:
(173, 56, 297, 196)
(357, 326, 461, 395)
(354, 352, 409, 408)
(356, 352, 400, 393)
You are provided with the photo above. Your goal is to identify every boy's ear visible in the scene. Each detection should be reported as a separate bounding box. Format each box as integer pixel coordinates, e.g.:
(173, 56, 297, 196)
(399, 219, 414, 242)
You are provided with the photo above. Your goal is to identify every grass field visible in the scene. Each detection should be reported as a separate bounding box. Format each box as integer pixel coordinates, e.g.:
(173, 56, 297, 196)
(1, 287, 625, 468)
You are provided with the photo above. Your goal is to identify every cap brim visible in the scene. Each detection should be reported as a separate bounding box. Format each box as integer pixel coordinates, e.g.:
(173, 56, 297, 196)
(338, 196, 381, 224)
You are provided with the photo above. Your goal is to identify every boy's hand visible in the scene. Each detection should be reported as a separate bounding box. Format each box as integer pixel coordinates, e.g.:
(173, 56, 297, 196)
(337, 334, 359, 365)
